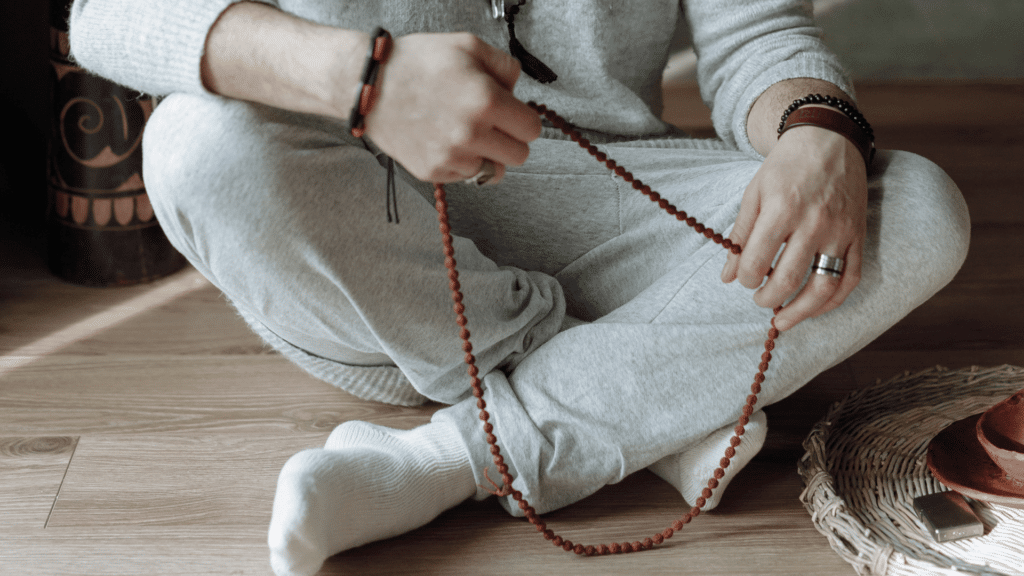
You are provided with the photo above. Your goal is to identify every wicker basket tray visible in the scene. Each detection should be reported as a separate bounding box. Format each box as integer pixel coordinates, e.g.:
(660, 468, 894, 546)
(799, 365, 1024, 576)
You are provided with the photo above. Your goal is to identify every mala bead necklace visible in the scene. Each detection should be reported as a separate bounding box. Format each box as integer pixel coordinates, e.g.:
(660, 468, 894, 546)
(345, 2, 832, 554)
(433, 101, 782, 556)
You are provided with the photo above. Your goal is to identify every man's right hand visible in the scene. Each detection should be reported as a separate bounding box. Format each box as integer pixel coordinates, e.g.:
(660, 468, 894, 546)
(202, 3, 541, 185)
(363, 33, 542, 184)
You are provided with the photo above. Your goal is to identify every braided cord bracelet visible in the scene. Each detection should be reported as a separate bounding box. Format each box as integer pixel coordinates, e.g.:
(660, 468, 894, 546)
(433, 102, 782, 556)
(349, 28, 393, 138)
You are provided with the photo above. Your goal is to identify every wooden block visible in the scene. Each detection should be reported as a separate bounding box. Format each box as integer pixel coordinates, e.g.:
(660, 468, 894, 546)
(0, 436, 77, 528)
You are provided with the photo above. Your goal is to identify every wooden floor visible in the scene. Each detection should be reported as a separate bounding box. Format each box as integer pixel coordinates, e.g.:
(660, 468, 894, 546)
(2, 81, 1022, 575)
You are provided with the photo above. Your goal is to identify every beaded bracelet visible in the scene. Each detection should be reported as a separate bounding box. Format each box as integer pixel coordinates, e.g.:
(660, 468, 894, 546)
(348, 28, 393, 138)
(777, 93, 875, 164)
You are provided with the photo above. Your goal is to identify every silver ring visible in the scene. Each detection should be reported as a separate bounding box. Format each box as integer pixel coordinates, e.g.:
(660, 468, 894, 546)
(464, 159, 497, 186)
(811, 253, 845, 278)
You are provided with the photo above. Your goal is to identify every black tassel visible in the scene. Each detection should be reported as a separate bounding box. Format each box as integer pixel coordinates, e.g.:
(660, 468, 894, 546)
(508, 36, 558, 84)
(386, 157, 399, 224)
(505, 3, 557, 84)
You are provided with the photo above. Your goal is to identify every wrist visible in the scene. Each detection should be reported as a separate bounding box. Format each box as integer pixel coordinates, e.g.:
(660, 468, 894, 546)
(778, 96, 875, 166)
(321, 29, 370, 120)
(347, 28, 394, 138)
(201, 2, 370, 121)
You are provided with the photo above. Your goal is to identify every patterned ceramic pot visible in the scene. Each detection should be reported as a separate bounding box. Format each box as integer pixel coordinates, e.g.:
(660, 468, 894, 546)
(46, 0, 186, 286)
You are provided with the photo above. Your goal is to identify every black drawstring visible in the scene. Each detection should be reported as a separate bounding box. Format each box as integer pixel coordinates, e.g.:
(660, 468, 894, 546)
(505, 1, 557, 84)
(357, 137, 400, 224)
(386, 156, 399, 223)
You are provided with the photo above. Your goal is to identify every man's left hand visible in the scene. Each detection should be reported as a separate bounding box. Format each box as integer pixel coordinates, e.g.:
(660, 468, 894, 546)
(720, 123, 868, 332)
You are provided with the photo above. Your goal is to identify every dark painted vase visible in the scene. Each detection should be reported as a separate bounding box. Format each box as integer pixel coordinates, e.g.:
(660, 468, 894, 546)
(46, 0, 186, 286)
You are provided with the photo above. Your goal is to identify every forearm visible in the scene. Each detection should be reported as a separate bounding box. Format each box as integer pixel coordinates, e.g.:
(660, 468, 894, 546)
(746, 77, 854, 157)
(201, 2, 366, 120)
(203, 3, 540, 184)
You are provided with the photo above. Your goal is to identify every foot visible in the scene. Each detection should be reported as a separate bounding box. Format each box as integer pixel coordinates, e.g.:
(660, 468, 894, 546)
(267, 421, 475, 576)
(648, 410, 767, 510)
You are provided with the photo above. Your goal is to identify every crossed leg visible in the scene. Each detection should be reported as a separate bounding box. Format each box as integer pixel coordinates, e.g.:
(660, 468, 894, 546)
(143, 94, 969, 575)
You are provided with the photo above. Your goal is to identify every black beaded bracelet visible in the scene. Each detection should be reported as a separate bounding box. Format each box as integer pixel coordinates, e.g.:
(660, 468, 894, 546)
(348, 27, 393, 138)
(777, 93, 874, 142)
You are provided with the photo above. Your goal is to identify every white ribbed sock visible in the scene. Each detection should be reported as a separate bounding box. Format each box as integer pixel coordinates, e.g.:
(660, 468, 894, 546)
(648, 410, 767, 510)
(267, 420, 475, 576)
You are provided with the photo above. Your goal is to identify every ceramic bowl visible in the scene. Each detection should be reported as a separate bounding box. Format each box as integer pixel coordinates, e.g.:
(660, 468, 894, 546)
(976, 388, 1024, 483)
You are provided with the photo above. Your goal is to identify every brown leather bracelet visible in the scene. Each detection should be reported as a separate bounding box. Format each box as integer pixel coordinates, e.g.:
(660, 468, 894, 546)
(779, 106, 875, 166)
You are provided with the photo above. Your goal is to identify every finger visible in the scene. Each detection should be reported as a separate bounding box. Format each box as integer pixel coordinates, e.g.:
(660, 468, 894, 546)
(809, 237, 862, 318)
(473, 126, 531, 168)
(471, 37, 522, 91)
(443, 156, 507, 187)
(490, 86, 543, 144)
(429, 154, 492, 184)
(773, 245, 849, 331)
(461, 37, 540, 144)
(722, 181, 762, 283)
(471, 40, 541, 143)
(483, 161, 506, 186)
(735, 204, 791, 290)
(752, 233, 817, 310)
(773, 272, 841, 332)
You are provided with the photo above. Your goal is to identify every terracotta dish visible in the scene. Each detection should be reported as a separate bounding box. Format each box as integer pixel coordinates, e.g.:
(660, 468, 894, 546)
(976, 389, 1024, 481)
(927, 391, 1024, 508)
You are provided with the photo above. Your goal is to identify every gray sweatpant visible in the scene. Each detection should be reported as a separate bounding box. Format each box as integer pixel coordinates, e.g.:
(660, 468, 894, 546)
(144, 94, 969, 515)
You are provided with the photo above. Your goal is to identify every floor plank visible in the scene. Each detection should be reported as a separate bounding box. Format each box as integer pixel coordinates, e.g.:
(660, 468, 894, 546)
(0, 436, 77, 528)
(0, 527, 272, 576)
(0, 355, 437, 437)
(47, 435, 291, 528)
(0, 271, 263, 359)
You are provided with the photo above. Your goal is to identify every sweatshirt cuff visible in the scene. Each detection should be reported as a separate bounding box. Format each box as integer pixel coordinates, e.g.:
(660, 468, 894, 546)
(729, 56, 855, 160)
(70, 0, 270, 96)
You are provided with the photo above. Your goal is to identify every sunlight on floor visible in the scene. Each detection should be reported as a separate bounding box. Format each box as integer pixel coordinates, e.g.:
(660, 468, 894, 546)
(0, 268, 209, 377)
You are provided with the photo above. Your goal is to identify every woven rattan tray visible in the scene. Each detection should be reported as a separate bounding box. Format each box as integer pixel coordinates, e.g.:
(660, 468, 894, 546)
(799, 365, 1024, 576)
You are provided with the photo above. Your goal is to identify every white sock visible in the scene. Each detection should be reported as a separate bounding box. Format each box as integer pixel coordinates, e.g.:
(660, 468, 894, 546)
(267, 420, 475, 576)
(648, 410, 767, 510)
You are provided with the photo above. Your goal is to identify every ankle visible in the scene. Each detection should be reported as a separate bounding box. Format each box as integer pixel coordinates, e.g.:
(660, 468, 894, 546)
(325, 420, 475, 506)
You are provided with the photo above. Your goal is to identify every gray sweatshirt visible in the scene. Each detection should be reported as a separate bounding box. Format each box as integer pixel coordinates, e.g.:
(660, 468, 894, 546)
(68, 0, 853, 157)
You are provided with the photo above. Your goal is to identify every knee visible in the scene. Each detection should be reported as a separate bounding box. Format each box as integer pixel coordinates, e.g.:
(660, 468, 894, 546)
(142, 94, 257, 260)
(873, 150, 971, 287)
